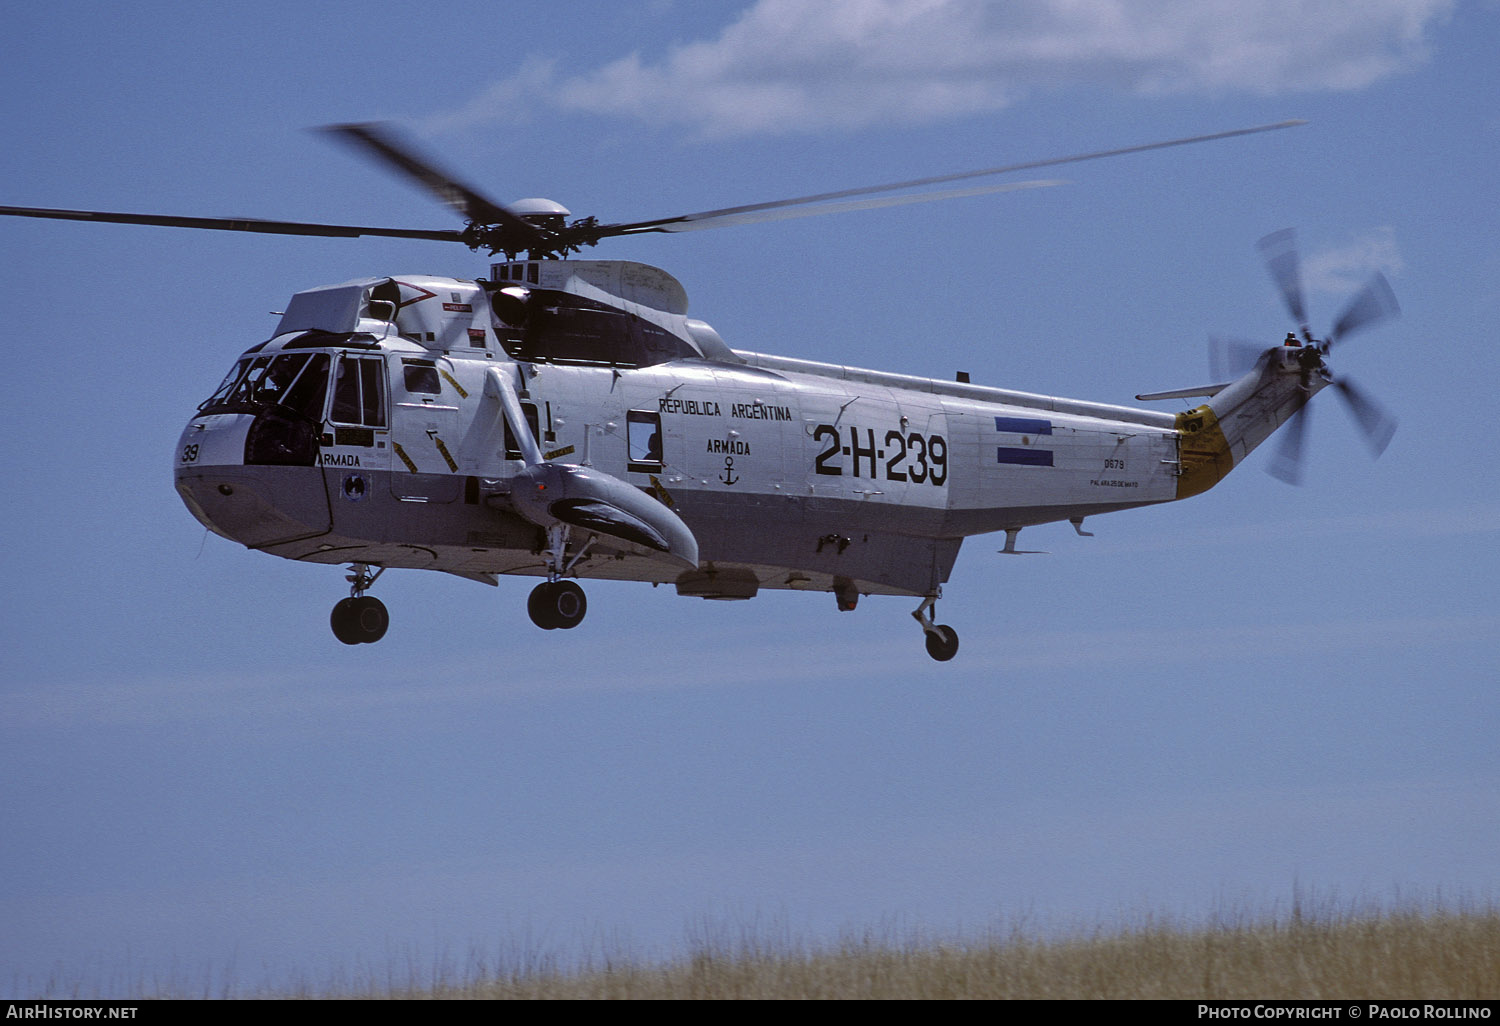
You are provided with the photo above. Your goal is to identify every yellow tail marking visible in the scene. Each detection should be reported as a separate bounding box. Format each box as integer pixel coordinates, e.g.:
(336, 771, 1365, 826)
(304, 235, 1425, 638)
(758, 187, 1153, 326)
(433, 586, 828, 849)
(1175, 405, 1233, 500)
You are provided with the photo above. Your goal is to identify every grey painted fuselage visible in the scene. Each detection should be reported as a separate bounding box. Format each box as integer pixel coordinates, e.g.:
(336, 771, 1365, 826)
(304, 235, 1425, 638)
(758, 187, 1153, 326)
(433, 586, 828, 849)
(174, 260, 1214, 607)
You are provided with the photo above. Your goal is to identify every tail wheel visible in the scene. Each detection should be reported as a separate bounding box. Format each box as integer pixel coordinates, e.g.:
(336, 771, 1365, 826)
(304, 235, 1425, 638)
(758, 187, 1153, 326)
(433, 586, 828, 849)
(528, 580, 587, 630)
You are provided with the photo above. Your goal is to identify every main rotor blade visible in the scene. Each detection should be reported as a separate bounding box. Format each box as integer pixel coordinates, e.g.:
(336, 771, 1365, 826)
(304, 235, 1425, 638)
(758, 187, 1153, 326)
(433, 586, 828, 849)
(597, 120, 1307, 239)
(1257, 228, 1312, 340)
(1269, 403, 1311, 485)
(614, 178, 1064, 235)
(0, 204, 466, 244)
(1332, 377, 1397, 457)
(1328, 272, 1399, 348)
(320, 122, 549, 248)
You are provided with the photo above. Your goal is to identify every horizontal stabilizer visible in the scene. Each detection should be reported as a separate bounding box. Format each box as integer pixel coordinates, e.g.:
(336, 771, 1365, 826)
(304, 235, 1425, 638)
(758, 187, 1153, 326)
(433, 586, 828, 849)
(1136, 382, 1233, 402)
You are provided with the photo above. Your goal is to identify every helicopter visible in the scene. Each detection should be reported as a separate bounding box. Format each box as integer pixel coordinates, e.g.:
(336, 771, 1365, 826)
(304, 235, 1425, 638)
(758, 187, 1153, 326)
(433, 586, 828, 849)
(0, 120, 1399, 660)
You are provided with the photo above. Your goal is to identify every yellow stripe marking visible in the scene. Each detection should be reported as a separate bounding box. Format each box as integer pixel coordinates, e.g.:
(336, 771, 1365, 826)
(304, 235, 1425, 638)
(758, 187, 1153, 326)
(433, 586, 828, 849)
(439, 369, 468, 398)
(391, 441, 419, 474)
(648, 474, 676, 508)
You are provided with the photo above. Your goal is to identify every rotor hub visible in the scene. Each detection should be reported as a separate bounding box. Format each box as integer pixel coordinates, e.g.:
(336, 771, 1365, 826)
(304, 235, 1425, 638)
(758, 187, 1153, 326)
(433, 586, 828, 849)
(507, 198, 572, 230)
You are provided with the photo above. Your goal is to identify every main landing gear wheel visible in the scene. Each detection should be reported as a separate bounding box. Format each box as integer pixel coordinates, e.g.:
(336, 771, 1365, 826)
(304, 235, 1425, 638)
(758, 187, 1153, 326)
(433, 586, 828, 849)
(331, 595, 389, 645)
(528, 580, 587, 630)
(912, 594, 960, 661)
(331, 562, 388, 645)
(924, 624, 960, 662)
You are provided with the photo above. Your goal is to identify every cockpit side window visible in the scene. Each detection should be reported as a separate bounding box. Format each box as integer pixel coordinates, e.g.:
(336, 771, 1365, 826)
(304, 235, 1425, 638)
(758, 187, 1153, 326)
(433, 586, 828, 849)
(331, 354, 387, 428)
(281, 353, 331, 421)
(360, 359, 384, 426)
(331, 356, 359, 423)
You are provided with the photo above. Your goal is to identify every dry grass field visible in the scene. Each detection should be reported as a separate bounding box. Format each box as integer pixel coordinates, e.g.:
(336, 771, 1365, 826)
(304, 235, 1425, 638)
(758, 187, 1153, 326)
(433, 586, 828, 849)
(340, 904, 1498, 1000)
(22, 901, 1493, 998)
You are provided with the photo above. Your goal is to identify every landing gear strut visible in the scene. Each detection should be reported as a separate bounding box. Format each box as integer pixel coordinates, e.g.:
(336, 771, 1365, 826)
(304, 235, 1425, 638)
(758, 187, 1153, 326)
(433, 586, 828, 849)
(526, 524, 592, 631)
(331, 563, 388, 645)
(912, 594, 959, 662)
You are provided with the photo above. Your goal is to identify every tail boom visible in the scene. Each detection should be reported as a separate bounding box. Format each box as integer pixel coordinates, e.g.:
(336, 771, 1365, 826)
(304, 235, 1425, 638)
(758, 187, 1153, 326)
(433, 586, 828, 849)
(1174, 347, 1321, 499)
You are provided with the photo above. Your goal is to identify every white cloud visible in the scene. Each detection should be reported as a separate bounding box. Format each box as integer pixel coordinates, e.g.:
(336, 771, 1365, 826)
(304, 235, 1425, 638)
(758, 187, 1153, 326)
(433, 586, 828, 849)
(1304, 226, 1405, 295)
(435, 0, 1454, 138)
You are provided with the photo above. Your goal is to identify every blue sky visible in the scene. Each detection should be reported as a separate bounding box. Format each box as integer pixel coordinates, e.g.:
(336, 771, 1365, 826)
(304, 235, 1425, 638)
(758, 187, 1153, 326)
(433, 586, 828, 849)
(3, 0, 1496, 996)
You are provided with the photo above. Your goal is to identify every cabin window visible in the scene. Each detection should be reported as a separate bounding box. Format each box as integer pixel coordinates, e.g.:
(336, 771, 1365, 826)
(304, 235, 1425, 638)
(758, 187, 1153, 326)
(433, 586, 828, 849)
(496, 288, 698, 369)
(504, 401, 540, 461)
(627, 411, 663, 472)
(402, 360, 442, 395)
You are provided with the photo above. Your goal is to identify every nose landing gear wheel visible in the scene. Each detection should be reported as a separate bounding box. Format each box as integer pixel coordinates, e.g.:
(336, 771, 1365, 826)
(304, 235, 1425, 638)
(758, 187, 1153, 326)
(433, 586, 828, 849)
(331, 595, 389, 645)
(528, 580, 587, 630)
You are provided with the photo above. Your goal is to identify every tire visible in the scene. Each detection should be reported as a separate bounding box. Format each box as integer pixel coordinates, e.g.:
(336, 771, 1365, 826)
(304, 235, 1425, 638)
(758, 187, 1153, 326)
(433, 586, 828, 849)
(924, 624, 959, 662)
(528, 582, 559, 629)
(331, 597, 361, 645)
(549, 580, 587, 630)
(349, 596, 389, 644)
(528, 581, 587, 630)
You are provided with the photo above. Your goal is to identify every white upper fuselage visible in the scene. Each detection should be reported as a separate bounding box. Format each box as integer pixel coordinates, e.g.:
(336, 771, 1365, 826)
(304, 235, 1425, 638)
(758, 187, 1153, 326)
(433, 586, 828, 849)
(174, 259, 1190, 600)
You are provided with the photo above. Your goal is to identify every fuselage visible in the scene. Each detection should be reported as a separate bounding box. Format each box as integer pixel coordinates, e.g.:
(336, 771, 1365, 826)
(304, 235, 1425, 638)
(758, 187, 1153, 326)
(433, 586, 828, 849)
(175, 259, 1290, 605)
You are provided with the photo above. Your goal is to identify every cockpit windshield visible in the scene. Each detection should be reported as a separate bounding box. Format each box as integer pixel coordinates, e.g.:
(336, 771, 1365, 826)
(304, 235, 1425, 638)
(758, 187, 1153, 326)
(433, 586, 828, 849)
(200, 352, 331, 421)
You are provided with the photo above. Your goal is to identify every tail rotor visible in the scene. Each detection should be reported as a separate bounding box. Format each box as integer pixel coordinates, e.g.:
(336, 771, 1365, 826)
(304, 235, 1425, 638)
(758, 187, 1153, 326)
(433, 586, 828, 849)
(1245, 230, 1400, 483)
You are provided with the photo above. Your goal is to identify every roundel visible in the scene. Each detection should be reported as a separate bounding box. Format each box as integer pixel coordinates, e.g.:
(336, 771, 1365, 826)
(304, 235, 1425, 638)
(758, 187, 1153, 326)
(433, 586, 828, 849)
(341, 473, 367, 502)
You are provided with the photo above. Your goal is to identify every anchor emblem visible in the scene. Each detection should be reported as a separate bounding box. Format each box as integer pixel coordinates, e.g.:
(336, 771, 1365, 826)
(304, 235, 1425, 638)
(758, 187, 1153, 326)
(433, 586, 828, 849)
(719, 455, 740, 485)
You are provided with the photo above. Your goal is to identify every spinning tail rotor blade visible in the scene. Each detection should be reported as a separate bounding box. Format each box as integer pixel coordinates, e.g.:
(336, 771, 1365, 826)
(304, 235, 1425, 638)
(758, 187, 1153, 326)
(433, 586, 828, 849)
(1332, 377, 1398, 457)
(1257, 228, 1313, 342)
(1328, 273, 1399, 349)
(1269, 404, 1311, 486)
(1209, 336, 1266, 380)
(1249, 230, 1400, 483)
